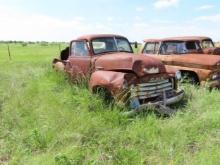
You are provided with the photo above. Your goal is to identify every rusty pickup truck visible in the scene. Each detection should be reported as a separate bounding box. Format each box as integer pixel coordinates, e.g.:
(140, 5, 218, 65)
(53, 34, 184, 115)
(143, 36, 220, 55)
(142, 37, 220, 87)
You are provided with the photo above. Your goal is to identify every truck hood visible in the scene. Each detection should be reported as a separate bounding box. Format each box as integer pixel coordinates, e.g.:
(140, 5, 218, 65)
(162, 54, 220, 70)
(94, 53, 166, 77)
(203, 48, 220, 55)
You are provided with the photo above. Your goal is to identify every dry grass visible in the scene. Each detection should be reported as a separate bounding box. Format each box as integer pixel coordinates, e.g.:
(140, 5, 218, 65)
(215, 42, 220, 47)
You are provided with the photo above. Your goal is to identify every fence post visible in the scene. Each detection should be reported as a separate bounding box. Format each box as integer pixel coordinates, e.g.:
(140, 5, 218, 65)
(7, 44, 12, 60)
(59, 44, 61, 54)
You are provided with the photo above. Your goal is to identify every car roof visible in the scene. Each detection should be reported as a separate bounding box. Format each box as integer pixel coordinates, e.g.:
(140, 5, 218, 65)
(144, 36, 212, 42)
(75, 34, 127, 41)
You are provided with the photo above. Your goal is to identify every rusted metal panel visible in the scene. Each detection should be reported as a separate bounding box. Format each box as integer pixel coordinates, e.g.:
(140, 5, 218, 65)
(157, 54, 220, 70)
(164, 65, 212, 82)
(94, 53, 166, 77)
(89, 70, 126, 95)
(203, 48, 220, 55)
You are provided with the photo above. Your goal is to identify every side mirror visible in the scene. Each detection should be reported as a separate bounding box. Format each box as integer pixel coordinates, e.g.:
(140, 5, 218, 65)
(134, 41, 138, 49)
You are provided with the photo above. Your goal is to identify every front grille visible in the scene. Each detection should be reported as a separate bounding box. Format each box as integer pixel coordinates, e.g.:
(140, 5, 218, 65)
(131, 79, 173, 99)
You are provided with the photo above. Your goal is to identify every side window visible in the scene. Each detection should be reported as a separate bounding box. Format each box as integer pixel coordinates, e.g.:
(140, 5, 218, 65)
(144, 43, 155, 54)
(202, 40, 214, 48)
(71, 41, 89, 57)
(185, 41, 197, 50)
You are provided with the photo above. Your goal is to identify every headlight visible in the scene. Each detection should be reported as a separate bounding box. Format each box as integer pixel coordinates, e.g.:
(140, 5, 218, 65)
(211, 73, 219, 80)
(175, 71, 182, 80)
(143, 67, 159, 74)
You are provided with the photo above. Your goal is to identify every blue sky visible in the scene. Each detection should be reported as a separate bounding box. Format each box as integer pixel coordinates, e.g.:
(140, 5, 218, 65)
(0, 0, 220, 42)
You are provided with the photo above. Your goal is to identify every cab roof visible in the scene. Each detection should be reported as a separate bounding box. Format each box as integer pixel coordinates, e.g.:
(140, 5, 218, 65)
(144, 36, 212, 42)
(75, 34, 126, 41)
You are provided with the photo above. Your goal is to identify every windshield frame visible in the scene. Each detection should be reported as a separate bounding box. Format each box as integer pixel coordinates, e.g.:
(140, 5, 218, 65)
(91, 37, 133, 55)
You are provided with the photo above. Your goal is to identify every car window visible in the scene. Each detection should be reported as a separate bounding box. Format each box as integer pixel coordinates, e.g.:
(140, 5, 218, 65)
(160, 42, 187, 55)
(202, 40, 214, 48)
(185, 41, 198, 50)
(91, 37, 132, 55)
(71, 41, 89, 57)
(92, 38, 117, 54)
(116, 38, 132, 52)
(143, 43, 156, 54)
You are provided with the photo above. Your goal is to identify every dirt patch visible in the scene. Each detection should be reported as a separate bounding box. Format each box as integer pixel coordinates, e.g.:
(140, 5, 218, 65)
(0, 155, 10, 164)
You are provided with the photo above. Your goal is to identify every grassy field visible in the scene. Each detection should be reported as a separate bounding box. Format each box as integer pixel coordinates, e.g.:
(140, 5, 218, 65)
(1, 43, 220, 165)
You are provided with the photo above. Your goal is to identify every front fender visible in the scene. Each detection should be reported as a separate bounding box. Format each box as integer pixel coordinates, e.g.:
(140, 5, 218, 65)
(89, 71, 127, 95)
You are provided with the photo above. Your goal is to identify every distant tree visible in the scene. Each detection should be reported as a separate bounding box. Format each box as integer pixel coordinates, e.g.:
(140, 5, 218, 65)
(40, 41, 48, 46)
(22, 43, 28, 47)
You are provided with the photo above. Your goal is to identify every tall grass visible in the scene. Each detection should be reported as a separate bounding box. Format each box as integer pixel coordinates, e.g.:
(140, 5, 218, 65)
(1, 43, 220, 164)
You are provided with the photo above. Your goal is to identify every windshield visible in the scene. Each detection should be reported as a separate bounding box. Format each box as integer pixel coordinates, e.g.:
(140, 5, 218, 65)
(202, 40, 214, 48)
(92, 37, 133, 54)
(160, 41, 200, 55)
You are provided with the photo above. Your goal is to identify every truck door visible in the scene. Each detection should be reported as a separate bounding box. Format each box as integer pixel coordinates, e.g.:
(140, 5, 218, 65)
(68, 40, 91, 77)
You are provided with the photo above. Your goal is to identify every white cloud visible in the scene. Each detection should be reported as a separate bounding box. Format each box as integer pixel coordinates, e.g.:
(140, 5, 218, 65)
(196, 5, 214, 10)
(136, 7, 145, 12)
(154, 0, 180, 9)
(0, 4, 220, 42)
(0, 6, 124, 41)
(0, 6, 91, 41)
(107, 16, 114, 21)
(130, 19, 220, 42)
(196, 14, 220, 22)
(152, 19, 174, 24)
(134, 16, 143, 21)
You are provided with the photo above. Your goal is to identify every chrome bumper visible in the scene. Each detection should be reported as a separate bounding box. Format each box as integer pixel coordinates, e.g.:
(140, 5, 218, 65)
(130, 90, 184, 110)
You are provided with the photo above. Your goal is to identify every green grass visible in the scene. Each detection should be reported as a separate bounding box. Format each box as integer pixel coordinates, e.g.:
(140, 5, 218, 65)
(1, 43, 220, 164)
(131, 44, 143, 54)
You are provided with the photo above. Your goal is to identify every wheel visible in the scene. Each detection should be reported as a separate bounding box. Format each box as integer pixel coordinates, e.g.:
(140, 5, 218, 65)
(181, 72, 199, 85)
(93, 87, 113, 104)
